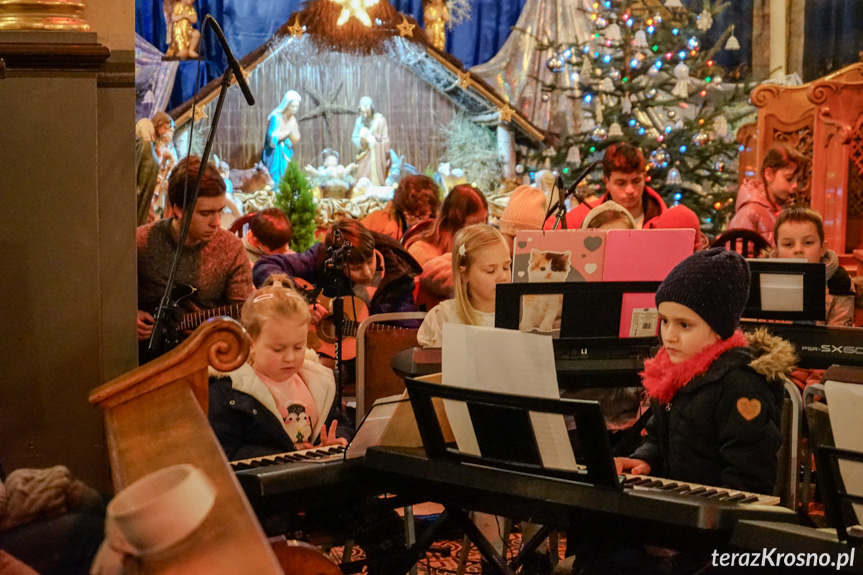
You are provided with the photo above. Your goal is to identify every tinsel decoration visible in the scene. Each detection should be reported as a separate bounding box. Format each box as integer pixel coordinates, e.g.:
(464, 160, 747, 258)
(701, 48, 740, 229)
(671, 63, 691, 98)
(604, 22, 621, 42)
(446, 0, 472, 29)
(666, 168, 682, 185)
(696, 9, 713, 31)
(633, 30, 648, 49)
(664, 0, 684, 8)
(566, 145, 581, 164)
(725, 26, 740, 51)
(608, 122, 623, 137)
(713, 115, 729, 139)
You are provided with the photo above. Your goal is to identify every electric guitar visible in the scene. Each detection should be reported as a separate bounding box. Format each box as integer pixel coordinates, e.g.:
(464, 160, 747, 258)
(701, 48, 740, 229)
(293, 278, 400, 361)
(139, 284, 244, 364)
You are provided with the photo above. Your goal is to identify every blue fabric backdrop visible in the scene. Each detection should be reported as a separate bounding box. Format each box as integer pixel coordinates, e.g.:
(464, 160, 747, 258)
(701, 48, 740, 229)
(138, 0, 862, 110)
(137, 0, 529, 109)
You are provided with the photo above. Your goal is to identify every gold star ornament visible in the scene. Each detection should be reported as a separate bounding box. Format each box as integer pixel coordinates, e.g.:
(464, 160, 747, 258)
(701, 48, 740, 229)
(396, 17, 415, 37)
(498, 104, 515, 123)
(288, 17, 304, 38)
(331, 0, 381, 27)
(456, 69, 473, 89)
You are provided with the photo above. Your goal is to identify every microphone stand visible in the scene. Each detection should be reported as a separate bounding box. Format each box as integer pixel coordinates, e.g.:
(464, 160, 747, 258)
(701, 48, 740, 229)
(551, 176, 568, 231)
(549, 161, 603, 231)
(147, 27, 253, 359)
(324, 231, 351, 407)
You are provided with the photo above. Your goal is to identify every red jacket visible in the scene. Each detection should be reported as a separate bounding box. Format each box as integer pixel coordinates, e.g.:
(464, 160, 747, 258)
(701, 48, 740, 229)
(543, 186, 667, 230)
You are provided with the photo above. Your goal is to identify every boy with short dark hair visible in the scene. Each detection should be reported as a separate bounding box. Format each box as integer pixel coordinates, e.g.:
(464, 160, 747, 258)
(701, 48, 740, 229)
(244, 208, 294, 263)
(773, 206, 856, 326)
(136, 156, 253, 354)
(547, 142, 667, 230)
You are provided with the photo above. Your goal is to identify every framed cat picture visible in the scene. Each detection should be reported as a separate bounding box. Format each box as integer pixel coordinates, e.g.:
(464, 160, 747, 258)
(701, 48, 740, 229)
(511, 230, 607, 284)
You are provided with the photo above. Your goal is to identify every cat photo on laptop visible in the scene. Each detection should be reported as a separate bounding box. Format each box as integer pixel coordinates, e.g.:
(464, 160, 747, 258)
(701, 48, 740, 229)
(519, 249, 571, 333)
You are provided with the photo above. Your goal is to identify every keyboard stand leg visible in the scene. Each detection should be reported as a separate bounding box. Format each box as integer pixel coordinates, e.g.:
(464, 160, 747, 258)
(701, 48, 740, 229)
(509, 524, 555, 571)
(395, 509, 451, 575)
(447, 507, 516, 575)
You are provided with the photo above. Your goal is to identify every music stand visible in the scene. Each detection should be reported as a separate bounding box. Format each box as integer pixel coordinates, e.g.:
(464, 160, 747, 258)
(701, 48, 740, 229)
(401, 375, 620, 574)
(743, 259, 826, 322)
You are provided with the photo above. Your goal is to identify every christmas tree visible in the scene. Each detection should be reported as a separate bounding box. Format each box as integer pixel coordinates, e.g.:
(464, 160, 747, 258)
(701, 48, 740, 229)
(274, 161, 318, 252)
(536, 0, 754, 233)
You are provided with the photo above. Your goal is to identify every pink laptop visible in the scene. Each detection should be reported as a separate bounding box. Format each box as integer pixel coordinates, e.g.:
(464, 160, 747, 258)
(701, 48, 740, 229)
(512, 229, 607, 282)
(603, 229, 695, 282)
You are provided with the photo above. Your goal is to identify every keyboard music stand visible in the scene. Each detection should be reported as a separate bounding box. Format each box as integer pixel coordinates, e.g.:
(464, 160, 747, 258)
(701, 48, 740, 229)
(401, 376, 620, 574)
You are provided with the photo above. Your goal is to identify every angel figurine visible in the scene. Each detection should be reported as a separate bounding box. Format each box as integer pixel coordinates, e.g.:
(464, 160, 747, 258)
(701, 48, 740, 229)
(164, 0, 201, 59)
(423, 0, 450, 52)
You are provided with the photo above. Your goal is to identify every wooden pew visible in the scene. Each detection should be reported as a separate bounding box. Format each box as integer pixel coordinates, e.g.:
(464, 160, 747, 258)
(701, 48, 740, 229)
(89, 319, 283, 574)
(807, 79, 863, 253)
(747, 62, 863, 203)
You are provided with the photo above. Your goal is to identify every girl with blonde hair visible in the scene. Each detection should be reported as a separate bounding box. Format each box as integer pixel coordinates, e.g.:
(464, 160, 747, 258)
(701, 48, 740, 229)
(209, 274, 352, 460)
(417, 224, 510, 352)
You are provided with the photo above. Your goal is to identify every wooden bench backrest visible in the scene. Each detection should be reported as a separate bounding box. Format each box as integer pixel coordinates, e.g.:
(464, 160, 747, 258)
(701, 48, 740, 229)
(89, 319, 282, 575)
(749, 63, 863, 204)
(808, 79, 863, 252)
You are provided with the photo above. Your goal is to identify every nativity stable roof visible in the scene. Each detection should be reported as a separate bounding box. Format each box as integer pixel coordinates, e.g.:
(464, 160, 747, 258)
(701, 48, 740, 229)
(170, 0, 544, 144)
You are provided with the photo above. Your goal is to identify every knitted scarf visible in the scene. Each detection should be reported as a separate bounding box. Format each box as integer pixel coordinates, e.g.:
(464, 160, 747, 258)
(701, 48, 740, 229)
(640, 330, 748, 405)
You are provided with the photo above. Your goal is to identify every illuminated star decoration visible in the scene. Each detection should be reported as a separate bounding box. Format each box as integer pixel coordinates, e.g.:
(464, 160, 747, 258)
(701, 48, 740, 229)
(498, 104, 515, 123)
(396, 17, 415, 37)
(331, 0, 381, 27)
(288, 17, 304, 38)
(299, 82, 356, 132)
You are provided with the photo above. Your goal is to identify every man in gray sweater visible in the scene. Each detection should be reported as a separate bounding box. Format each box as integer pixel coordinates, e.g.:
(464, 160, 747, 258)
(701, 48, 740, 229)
(136, 156, 253, 361)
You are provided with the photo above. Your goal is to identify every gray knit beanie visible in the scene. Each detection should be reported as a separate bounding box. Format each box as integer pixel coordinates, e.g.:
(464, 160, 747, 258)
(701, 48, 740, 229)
(655, 247, 750, 339)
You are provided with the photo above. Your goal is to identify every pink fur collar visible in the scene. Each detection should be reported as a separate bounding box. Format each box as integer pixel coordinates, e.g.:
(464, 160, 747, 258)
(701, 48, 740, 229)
(641, 330, 748, 405)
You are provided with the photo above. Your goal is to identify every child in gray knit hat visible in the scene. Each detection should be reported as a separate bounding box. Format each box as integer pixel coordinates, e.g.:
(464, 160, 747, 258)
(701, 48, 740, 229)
(576, 248, 795, 575)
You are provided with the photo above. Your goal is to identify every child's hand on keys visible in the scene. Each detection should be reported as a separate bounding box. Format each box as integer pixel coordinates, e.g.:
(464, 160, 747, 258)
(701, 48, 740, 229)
(319, 420, 348, 447)
(614, 457, 651, 475)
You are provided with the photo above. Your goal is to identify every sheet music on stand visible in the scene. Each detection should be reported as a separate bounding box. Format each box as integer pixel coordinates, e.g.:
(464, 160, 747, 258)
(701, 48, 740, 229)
(441, 323, 578, 471)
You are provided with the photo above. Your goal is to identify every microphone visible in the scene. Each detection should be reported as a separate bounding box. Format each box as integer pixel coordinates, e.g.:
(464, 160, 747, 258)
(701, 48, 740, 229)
(204, 15, 255, 106)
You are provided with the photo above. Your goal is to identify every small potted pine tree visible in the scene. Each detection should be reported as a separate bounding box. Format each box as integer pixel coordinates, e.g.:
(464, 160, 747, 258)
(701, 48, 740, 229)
(274, 160, 318, 252)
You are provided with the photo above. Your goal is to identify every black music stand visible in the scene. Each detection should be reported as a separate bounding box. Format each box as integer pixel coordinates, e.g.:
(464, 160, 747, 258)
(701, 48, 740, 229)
(743, 260, 826, 322)
(399, 376, 620, 575)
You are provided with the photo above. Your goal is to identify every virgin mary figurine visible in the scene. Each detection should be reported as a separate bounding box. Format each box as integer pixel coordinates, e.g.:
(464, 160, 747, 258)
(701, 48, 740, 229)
(262, 90, 302, 184)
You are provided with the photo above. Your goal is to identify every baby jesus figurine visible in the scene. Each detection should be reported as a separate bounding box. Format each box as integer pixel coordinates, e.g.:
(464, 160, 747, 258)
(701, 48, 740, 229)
(304, 150, 357, 199)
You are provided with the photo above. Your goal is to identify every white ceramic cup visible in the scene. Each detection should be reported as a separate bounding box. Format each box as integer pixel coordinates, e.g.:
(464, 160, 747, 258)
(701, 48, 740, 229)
(107, 464, 216, 554)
